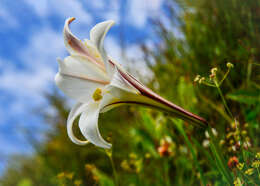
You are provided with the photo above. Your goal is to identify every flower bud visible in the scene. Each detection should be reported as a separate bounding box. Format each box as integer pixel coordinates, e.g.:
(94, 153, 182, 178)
(194, 75, 201, 82)
(226, 62, 234, 68)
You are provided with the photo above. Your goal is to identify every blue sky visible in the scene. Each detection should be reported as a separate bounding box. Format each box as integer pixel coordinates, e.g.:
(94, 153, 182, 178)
(0, 0, 171, 172)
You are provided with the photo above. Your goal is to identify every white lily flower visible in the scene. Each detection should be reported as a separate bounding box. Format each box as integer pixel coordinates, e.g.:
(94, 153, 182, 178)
(55, 17, 208, 149)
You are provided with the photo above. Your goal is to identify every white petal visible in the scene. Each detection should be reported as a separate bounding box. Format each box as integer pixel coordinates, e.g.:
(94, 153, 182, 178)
(90, 20, 115, 77)
(64, 18, 105, 68)
(55, 72, 105, 103)
(58, 56, 109, 82)
(79, 102, 111, 149)
(67, 102, 89, 145)
(109, 68, 139, 94)
(64, 18, 90, 57)
(84, 39, 104, 64)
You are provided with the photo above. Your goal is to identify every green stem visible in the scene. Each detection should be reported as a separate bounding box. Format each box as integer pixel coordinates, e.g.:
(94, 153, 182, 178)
(202, 82, 216, 87)
(257, 167, 260, 179)
(174, 120, 207, 186)
(163, 158, 171, 186)
(238, 169, 258, 185)
(105, 149, 119, 186)
(199, 94, 233, 123)
(219, 69, 230, 86)
(208, 127, 233, 184)
(247, 59, 252, 87)
(214, 80, 234, 119)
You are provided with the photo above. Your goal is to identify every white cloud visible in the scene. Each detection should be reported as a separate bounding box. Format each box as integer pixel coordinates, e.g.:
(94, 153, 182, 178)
(0, 27, 65, 126)
(101, 0, 120, 23)
(24, 0, 48, 17)
(128, 0, 164, 27)
(0, 5, 19, 29)
(103, 11, 120, 23)
(90, 0, 105, 9)
(24, 0, 92, 24)
(20, 27, 64, 68)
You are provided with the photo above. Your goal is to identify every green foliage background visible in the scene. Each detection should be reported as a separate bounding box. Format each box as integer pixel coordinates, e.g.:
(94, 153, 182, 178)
(1, 0, 259, 185)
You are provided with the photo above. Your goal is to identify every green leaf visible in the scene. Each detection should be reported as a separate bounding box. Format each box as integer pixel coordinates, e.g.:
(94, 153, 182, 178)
(226, 90, 260, 105)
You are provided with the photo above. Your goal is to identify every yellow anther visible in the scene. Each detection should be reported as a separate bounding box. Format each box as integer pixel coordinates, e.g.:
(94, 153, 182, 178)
(92, 88, 103, 101)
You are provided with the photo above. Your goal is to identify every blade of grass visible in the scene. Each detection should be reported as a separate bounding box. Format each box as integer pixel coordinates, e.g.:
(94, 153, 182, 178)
(173, 119, 207, 186)
(207, 127, 233, 185)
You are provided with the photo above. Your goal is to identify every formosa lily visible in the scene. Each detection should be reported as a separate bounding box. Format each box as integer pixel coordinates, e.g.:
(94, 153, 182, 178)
(55, 17, 208, 149)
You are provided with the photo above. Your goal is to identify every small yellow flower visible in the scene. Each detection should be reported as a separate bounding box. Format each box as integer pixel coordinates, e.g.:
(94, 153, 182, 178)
(211, 67, 218, 75)
(194, 75, 201, 82)
(121, 160, 131, 171)
(252, 160, 260, 168)
(245, 168, 254, 175)
(66, 172, 74, 180)
(57, 172, 65, 179)
(145, 153, 151, 159)
(219, 139, 225, 146)
(226, 62, 234, 68)
(234, 177, 242, 186)
(74, 180, 82, 186)
(129, 153, 137, 159)
(199, 77, 205, 84)
(237, 163, 244, 170)
(256, 152, 260, 159)
(85, 164, 96, 171)
(241, 130, 247, 136)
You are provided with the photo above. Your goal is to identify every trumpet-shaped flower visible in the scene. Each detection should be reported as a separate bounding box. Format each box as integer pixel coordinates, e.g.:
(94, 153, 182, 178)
(55, 17, 208, 149)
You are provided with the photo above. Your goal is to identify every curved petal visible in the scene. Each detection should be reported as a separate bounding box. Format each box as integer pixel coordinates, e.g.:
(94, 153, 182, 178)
(79, 102, 111, 149)
(99, 68, 141, 112)
(90, 20, 115, 77)
(84, 39, 104, 65)
(64, 18, 104, 68)
(55, 71, 105, 103)
(64, 18, 91, 57)
(100, 85, 144, 113)
(58, 56, 109, 82)
(67, 102, 89, 145)
(109, 68, 139, 94)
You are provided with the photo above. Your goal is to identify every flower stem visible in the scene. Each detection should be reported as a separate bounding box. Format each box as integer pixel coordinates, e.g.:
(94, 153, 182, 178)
(257, 167, 260, 179)
(219, 69, 231, 86)
(105, 149, 119, 186)
(174, 119, 207, 186)
(208, 127, 233, 184)
(214, 80, 234, 119)
(238, 169, 257, 185)
(163, 158, 171, 186)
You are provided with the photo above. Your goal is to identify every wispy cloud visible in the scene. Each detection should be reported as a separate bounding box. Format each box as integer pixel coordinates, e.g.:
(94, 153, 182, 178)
(0, 4, 19, 29)
(24, 0, 92, 24)
(127, 0, 164, 27)
(0, 27, 64, 159)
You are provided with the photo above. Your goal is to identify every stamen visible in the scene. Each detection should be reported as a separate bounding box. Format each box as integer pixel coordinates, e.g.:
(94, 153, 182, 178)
(92, 88, 103, 101)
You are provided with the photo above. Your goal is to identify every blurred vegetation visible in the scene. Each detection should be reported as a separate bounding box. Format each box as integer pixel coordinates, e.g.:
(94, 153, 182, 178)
(1, 0, 260, 185)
